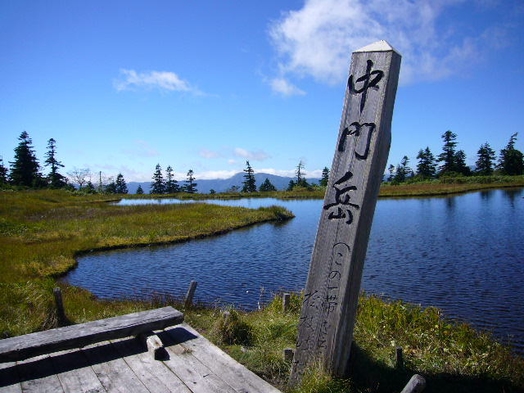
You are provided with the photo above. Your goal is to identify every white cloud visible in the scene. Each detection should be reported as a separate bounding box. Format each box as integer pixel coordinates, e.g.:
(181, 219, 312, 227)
(114, 69, 202, 94)
(268, 0, 509, 90)
(234, 148, 270, 161)
(270, 77, 306, 96)
(199, 149, 222, 159)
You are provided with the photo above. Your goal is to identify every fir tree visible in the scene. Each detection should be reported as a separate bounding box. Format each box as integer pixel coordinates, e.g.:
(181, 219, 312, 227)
(165, 166, 179, 194)
(475, 142, 496, 176)
(184, 169, 197, 193)
(498, 133, 524, 175)
(44, 138, 66, 188)
(259, 178, 277, 192)
(416, 147, 437, 179)
(320, 167, 330, 187)
(242, 161, 257, 193)
(10, 131, 41, 187)
(0, 157, 8, 185)
(150, 164, 165, 194)
(115, 173, 128, 194)
(136, 184, 144, 194)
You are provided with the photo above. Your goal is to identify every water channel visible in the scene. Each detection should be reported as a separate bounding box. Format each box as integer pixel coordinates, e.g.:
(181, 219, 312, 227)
(64, 188, 524, 354)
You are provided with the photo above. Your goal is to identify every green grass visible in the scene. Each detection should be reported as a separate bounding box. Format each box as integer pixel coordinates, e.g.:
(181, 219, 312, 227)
(185, 293, 524, 393)
(0, 189, 293, 336)
(1, 187, 524, 393)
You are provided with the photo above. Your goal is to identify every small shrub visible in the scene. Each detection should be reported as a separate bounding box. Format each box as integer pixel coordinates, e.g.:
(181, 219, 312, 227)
(213, 309, 254, 346)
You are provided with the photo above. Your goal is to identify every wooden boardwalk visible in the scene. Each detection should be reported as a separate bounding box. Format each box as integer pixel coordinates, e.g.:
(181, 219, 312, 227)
(0, 323, 282, 393)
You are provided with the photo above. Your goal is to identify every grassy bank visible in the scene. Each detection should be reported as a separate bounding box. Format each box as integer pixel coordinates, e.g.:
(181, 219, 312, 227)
(0, 189, 293, 336)
(1, 187, 524, 392)
(185, 293, 524, 392)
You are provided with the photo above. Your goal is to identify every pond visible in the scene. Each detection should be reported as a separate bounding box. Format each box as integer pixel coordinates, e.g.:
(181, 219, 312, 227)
(64, 189, 524, 354)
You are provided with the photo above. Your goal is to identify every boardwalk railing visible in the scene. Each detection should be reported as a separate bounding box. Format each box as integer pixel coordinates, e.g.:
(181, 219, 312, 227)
(0, 306, 184, 362)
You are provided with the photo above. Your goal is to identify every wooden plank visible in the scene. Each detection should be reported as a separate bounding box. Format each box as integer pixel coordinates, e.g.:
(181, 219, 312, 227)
(165, 324, 282, 393)
(291, 40, 401, 382)
(0, 360, 21, 393)
(110, 336, 191, 393)
(49, 348, 106, 393)
(0, 307, 184, 362)
(159, 330, 238, 393)
(16, 355, 64, 393)
(82, 341, 149, 393)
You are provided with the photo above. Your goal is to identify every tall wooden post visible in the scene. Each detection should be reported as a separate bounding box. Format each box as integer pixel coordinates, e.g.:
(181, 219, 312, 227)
(290, 40, 401, 383)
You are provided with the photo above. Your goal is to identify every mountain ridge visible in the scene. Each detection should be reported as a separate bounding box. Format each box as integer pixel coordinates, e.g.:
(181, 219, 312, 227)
(127, 172, 321, 194)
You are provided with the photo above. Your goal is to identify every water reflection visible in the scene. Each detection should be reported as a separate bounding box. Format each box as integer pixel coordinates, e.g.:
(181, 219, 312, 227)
(66, 189, 524, 354)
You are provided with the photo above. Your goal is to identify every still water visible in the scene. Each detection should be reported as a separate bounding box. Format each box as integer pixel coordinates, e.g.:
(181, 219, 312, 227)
(65, 189, 524, 353)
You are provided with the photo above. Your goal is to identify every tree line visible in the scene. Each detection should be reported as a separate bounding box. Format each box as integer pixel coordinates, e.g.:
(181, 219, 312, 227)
(387, 131, 523, 183)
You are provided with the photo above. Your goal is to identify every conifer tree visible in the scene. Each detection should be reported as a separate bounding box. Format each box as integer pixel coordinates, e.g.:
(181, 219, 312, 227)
(136, 184, 144, 194)
(498, 133, 524, 175)
(150, 164, 165, 194)
(475, 142, 496, 176)
(115, 173, 128, 194)
(0, 157, 8, 185)
(242, 161, 257, 193)
(184, 169, 197, 193)
(10, 131, 41, 187)
(416, 147, 437, 179)
(320, 167, 330, 187)
(259, 178, 277, 192)
(165, 165, 179, 194)
(44, 138, 66, 188)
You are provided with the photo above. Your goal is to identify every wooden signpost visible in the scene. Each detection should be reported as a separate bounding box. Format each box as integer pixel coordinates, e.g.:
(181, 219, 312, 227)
(290, 40, 401, 382)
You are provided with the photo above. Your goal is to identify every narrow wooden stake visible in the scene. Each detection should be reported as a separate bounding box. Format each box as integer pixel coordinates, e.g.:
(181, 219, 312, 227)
(53, 287, 68, 327)
(290, 40, 401, 383)
(283, 348, 294, 362)
(396, 346, 404, 369)
(282, 293, 291, 313)
(184, 280, 198, 308)
(400, 374, 426, 393)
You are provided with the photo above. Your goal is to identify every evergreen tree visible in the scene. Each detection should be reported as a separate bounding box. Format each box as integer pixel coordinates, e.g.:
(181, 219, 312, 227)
(150, 164, 165, 194)
(10, 131, 41, 187)
(295, 160, 309, 187)
(136, 184, 144, 194)
(44, 138, 66, 188)
(242, 161, 257, 193)
(287, 180, 296, 191)
(416, 147, 437, 179)
(320, 167, 330, 187)
(115, 173, 128, 194)
(437, 130, 458, 175)
(455, 150, 471, 176)
(393, 156, 412, 183)
(259, 178, 277, 192)
(0, 157, 8, 185)
(498, 133, 524, 175)
(184, 169, 197, 193)
(475, 142, 496, 176)
(165, 165, 179, 194)
(387, 164, 395, 182)
(105, 179, 117, 194)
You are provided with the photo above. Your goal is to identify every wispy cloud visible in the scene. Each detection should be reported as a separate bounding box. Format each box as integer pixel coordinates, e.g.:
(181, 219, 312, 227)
(234, 148, 271, 161)
(114, 69, 202, 94)
(268, 0, 515, 92)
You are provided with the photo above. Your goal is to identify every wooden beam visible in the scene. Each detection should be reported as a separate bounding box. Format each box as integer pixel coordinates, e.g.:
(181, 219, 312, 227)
(0, 306, 184, 362)
(290, 40, 401, 382)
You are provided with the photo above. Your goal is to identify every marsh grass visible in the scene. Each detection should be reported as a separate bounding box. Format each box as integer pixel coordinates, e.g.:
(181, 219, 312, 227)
(0, 189, 293, 336)
(186, 293, 524, 393)
(2, 188, 524, 392)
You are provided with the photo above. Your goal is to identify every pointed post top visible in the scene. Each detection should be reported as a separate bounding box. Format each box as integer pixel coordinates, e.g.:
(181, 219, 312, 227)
(354, 40, 399, 54)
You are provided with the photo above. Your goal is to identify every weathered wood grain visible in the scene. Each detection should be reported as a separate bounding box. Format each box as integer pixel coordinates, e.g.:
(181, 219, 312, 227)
(16, 354, 63, 393)
(165, 324, 282, 393)
(110, 337, 191, 393)
(49, 348, 105, 393)
(291, 40, 401, 382)
(82, 341, 149, 393)
(0, 306, 183, 362)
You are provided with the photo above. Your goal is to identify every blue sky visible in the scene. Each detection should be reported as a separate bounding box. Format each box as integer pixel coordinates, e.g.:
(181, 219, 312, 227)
(1, 0, 523, 183)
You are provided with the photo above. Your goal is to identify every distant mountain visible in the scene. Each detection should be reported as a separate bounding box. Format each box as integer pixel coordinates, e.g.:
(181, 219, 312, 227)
(126, 173, 321, 194)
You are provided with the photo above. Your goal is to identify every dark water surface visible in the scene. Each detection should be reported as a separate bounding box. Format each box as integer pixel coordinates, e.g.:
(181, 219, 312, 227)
(64, 189, 524, 354)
